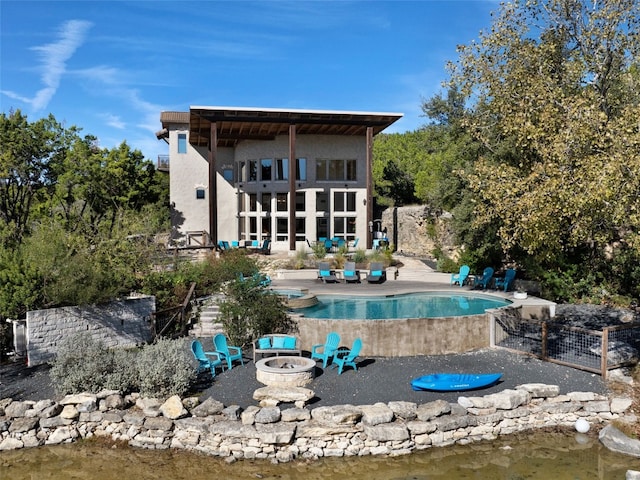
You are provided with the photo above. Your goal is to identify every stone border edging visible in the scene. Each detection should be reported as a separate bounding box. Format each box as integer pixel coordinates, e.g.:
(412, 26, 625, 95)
(0, 384, 634, 462)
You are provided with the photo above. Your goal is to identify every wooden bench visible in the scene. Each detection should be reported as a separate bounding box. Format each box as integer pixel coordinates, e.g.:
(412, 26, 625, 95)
(253, 334, 301, 362)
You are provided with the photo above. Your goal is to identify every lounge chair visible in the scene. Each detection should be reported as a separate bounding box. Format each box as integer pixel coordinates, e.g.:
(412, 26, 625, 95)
(311, 331, 341, 367)
(494, 268, 516, 292)
(191, 340, 223, 377)
(318, 262, 339, 283)
(367, 262, 385, 283)
(343, 261, 360, 283)
(238, 272, 271, 287)
(331, 338, 362, 374)
(450, 265, 470, 287)
(474, 267, 494, 290)
(213, 333, 244, 370)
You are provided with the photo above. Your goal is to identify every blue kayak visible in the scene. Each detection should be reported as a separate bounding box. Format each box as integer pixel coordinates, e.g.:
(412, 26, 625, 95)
(411, 373, 503, 392)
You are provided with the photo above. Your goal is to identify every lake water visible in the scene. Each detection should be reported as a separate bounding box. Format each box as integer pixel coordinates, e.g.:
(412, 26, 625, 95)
(2, 431, 638, 479)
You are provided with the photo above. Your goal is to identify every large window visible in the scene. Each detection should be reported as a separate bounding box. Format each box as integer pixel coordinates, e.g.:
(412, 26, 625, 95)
(178, 133, 187, 154)
(275, 158, 288, 181)
(249, 193, 257, 212)
(334, 217, 356, 240)
(295, 192, 305, 211)
(316, 159, 357, 181)
(296, 217, 306, 241)
(261, 192, 271, 212)
(276, 218, 288, 242)
(316, 192, 328, 212)
(334, 192, 356, 212)
(316, 218, 328, 240)
(261, 159, 272, 181)
(296, 158, 307, 181)
(276, 193, 288, 212)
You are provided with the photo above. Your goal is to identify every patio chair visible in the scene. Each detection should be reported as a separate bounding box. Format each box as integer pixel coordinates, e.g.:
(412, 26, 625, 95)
(343, 261, 360, 283)
(450, 265, 470, 287)
(367, 262, 385, 283)
(213, 333, 244, 370)
(331, 338, 362, 374)
(191, 340, 223, 377)
(311, 331, 341, 367)
(494, 268, 516, 292)
(318, 262, 339, 283)
(474, 267, 494, 290)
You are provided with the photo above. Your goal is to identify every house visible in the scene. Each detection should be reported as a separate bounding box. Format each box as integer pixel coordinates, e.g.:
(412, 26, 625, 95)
(156, 106, 402, 253)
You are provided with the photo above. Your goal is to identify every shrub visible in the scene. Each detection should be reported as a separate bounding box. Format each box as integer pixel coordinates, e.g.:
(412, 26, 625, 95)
(352, 248, 367, 264)
(136, 337, 196, 398)
(103, 348, 139, 392)
(312, 242, 327, 259)
(50, 333, 113, 395)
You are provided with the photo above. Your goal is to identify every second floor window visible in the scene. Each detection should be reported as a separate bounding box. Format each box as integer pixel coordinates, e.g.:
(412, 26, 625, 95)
(178, 133, 187, 154)
(316, 159, 357, 181)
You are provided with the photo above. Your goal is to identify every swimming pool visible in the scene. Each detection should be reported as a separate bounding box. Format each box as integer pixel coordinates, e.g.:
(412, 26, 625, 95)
(297, 292, 511, 320)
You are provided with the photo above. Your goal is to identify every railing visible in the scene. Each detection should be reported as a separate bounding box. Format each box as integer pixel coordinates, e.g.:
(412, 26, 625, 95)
(153, 282, 197, 338)
(491, 307, 640, 378)
(157, 155, 169, 172)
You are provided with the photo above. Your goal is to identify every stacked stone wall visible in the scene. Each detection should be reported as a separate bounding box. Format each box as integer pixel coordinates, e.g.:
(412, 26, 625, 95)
(0, 384, 633, 462)
(25, 297, 155, 367)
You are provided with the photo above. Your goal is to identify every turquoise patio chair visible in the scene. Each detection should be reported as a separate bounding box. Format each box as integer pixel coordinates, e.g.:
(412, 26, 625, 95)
(191, 340, 223, 377)
(213, 333, 244, 370)
(474, 267, 494, 290)
(311, 331, 341, 367)
(367, 262, 385, 283)
(331, 338, 362, 375)
(450, 265, 470, 287)
(494, 269, 516, 292)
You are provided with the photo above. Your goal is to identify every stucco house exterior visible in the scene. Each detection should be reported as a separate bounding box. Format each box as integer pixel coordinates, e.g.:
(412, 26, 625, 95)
(156, 106, 402, 254)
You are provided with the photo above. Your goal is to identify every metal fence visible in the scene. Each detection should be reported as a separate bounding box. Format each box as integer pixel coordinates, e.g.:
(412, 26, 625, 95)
(491, 307, 640, 378)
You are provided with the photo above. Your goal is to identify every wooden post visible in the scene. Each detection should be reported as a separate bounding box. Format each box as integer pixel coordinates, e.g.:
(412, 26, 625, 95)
(601, 328, 609, 379)
(365, 126, 373, 249)
(541, 322, 548, 360)
(208, 122, 218, 246)
(288, 124, 296, 252)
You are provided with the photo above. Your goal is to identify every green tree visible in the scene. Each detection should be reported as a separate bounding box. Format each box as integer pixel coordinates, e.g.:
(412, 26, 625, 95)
(447, 0, 640, 298)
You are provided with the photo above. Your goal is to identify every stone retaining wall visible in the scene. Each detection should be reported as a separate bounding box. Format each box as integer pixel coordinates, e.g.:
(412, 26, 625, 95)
(23, 297, 155, 366)
(0, 384, 633, 462)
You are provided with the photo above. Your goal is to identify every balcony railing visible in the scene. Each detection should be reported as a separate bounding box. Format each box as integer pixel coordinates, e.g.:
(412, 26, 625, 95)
(157, 155, 169, 172)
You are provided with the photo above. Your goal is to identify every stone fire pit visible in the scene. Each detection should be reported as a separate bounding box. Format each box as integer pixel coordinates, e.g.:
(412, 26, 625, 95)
(255, 356, 316, 387)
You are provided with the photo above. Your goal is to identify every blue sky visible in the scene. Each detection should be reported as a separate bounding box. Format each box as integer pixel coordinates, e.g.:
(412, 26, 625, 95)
(1, 1, 497, 162)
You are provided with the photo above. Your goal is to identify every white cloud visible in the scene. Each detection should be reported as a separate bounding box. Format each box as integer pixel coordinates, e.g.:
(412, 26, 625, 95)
(28, 20, 93, 111)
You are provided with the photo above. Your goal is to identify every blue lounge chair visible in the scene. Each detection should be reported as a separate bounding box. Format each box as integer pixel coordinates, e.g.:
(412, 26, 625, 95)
(239, 271, 271, 287)
(367, 262, 385, 283)
(331, 338, 362, 375)
(311, 331, 341, 367)
(213, 333, 244, 370)
(318, 262, 339, 283)
(450, 265, 470, 287)
(191, 340, 223, 377)
(494, 269, 516, 292)
(343, 261, 360, 283)
(474, 267, 494, 290)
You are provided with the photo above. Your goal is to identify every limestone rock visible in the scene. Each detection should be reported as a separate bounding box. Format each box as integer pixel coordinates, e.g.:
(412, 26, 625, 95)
(311, 405, 362, 425)
(599, 424, 640, 457)
(363, 422, 409, 442)
(416, 399, 450, 421)
(360, 403, 394, 426)
(388, 401, 417, 420)
(281, 407, 311, 422)
(516, 383, 560, 398)
(0, 437, 24, 450)
(60, 393, 96, 405)
(191, 397, 225, 417)
(255, 406, 281, 424)
(160, 395, 188, 420)
(253, 386, 315, 405)
(485, 389, 530, 410)
(4, 401, 29, 418)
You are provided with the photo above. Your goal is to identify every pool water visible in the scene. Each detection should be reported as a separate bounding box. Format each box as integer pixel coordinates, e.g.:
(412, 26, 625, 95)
(298, 292, 510, 319)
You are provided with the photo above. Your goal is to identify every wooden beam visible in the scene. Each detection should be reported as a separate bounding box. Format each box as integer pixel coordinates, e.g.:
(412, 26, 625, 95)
(289, 124, 296, 252)
(208, 122, 217, 246)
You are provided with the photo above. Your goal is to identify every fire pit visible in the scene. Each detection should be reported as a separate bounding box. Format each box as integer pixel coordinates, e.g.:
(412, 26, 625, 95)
(255, 356, 316, 387)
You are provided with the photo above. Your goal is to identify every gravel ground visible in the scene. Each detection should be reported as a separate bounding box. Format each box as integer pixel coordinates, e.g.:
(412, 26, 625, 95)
(0, 348, 608, 408)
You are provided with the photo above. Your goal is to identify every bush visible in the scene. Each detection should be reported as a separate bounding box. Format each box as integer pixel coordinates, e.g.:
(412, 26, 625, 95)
(50, 333, 114, 395)
(136, 337, 196, 398)
(50, 333, 196, 398)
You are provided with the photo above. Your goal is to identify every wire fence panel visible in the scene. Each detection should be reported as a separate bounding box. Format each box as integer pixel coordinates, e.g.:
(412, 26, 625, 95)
(491, 307, 640, 377)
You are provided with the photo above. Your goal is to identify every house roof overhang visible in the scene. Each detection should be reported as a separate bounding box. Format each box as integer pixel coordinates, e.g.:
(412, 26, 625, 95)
(159, 106, 403, 148)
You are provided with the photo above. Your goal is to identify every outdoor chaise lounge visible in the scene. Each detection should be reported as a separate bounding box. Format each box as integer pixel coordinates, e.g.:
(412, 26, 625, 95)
(367, 262, 385, 283)
(318, 262, 339, 283)
(343, 261, 360, 283)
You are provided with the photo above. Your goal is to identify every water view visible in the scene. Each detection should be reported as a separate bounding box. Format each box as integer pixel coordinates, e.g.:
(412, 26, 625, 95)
(2, 431, 638, 479)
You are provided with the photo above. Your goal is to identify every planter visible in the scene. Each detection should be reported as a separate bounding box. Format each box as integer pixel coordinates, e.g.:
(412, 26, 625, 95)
(514, 291, 528, 299)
